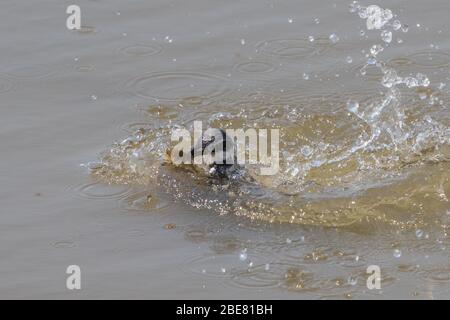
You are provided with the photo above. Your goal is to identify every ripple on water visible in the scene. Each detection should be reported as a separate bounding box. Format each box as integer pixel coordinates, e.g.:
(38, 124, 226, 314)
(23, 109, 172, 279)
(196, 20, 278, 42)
(69, 182, 134, 201)
(423, 267, 450, 284)
(184, 254, 242, 279)
(4, 64, 57, 80)
(256, 37, 331, 59)
(119, 190, 169, 212)
(123, 71, 230, 102)
(407, 51, 450, 68)
(119, 44, 163, 57)
(53, 240, 76, 248)
(234, 61, 277, 74)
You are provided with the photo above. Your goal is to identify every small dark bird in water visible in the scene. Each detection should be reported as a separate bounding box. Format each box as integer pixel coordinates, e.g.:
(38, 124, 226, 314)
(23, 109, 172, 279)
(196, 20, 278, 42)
(190, 129, 238, 179)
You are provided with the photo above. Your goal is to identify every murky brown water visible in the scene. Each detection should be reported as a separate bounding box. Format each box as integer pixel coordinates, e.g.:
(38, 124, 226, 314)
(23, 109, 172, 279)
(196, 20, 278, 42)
(1, 0, 449, 299)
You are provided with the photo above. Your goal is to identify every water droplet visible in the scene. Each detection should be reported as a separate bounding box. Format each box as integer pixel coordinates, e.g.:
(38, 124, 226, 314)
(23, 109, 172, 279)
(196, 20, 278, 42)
(308, 35, 315, 42)
(401, 24, 409, 33)
(164, 36, 173, 43)
(240, 38, 246, 45)
(381, 30, 392, 43)
(239, 249, 248, 261)
(329, 33, 340, 44)
(393, 249, 402, 258)
(286, 238, 292, 244)
(302, 73, 310, 80)
(314, 18, 320, 24)
(392, 20, 401, 30)
(349, 1, 360, 13)
(116, 11, 121, 16)
(370, 44, 384, 56)
(367, 57, 377, 65)
(288, 18, 293, 23)
(397, 38, 403, 44)
(221, 267, 226, 273)
(415, 229, 424, 239)
(348, 275, 358, 286)
(416, 73, 430, 87)
(347, 100, 359, 113)
(264, 263, 270, 271)
(346, 56, 353, 64)
(90, 94, 98, 101)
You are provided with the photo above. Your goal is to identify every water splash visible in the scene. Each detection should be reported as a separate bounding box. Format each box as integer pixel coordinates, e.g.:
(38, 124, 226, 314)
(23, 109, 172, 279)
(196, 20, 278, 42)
(90, 3, 450, 229)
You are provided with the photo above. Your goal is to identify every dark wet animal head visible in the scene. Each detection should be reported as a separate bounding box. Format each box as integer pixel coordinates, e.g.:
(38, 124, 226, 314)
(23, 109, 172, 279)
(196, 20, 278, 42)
(190, 129, 236, 179)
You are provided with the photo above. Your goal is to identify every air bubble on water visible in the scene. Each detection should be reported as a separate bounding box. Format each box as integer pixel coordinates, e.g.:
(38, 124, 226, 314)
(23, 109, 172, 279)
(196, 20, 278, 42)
(288, 18, 293, 23)
(314, 18, 320, 24)
(415, 229, 424, 239)
(329, 33, 340, 44)
(90, 94, 98, 101)
(303, 73, 310, 80)
(164, 36, 173, 43)
(439, 83, 447, 90)
(393, 249, 402, 258)
(239, 249, 248, 261)
(397, 38, 403, 44)
(360, 30, 366, 36)
(240, 38, 246, 45)
(381, 30, 392, 43)
(221, 267, 226, 273)
(308, 35, 315, 42)
(401, 24, 409, 32)
(248, 261, 254, 267)
(346, 56, 353, 63)
(116, 11, 121, 16)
